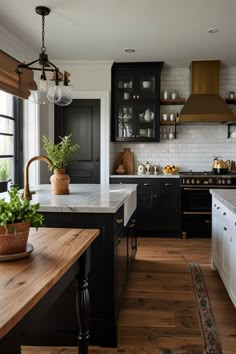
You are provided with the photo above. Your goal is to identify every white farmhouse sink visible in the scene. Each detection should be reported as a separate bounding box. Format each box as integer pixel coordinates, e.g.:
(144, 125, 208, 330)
(109, 187, 137, 226)
(123, 188, 137, 226)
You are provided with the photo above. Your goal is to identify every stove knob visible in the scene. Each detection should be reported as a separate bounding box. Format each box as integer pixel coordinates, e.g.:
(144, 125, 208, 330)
(196, 179, 200, 184)
(191, 179, 195, 184)
(186, 179, 190, 184)
(227, 179, 231, 185)
(221, 179, 226, 185)
(208, 178, 213, 184)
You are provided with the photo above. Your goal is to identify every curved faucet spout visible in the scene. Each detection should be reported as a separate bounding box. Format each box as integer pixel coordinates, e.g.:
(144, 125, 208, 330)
(22, 155, 53, 200)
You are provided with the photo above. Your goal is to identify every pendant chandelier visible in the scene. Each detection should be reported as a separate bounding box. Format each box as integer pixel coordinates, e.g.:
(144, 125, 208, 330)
(16, 6, 73, 106)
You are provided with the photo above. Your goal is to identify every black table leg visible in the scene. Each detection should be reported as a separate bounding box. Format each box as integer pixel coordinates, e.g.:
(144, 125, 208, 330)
(76, 248, 91, 354)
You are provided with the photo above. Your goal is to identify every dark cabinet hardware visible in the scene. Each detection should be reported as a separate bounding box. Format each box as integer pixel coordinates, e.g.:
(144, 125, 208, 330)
(224, 226, 227, 230)
(116, 218, 123, 224)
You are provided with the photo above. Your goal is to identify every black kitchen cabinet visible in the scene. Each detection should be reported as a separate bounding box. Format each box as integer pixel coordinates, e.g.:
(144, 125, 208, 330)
(110, 177, 181, 237)
(111, 62, 163, 142)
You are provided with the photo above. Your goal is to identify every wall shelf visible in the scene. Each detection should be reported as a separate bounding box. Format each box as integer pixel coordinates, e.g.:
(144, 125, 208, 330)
(225, 98, 236, 104)
(160, 98, 185, 105)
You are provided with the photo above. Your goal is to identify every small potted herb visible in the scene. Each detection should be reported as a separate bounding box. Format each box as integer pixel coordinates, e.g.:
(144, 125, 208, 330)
(0, 160, 10, 193)
(42, 134, 79, 195)
(0, 186, 44, 255)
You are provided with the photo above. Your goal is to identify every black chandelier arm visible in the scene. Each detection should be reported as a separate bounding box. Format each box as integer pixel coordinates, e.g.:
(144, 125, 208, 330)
(16, 58, 40, 74)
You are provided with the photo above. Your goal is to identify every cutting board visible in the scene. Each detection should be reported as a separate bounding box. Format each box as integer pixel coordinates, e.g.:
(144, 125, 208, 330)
(114, 148, 134, 175)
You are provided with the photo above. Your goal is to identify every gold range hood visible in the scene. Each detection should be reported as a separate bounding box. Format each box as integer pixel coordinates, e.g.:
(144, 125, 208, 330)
(179, 60, 236, 122)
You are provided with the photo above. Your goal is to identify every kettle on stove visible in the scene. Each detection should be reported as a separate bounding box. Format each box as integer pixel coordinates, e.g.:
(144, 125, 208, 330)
(212, 157, 229, 174)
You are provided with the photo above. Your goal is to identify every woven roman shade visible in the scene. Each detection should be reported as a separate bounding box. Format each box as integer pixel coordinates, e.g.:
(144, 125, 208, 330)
(0, 50, 36, 99)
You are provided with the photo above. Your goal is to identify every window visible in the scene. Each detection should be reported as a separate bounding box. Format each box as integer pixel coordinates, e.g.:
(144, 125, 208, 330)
(0, 91, 23, 188)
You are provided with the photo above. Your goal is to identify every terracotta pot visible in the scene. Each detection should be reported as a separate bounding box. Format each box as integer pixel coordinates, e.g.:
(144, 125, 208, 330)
(0, 221, 30, 255)
(50, 169, 70, 195)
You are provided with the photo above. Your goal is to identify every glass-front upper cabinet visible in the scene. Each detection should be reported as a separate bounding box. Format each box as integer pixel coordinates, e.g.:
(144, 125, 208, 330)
(111, 62, 163, 142)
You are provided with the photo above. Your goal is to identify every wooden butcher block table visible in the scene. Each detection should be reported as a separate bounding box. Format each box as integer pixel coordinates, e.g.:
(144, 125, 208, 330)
(0, 227, 100, 354)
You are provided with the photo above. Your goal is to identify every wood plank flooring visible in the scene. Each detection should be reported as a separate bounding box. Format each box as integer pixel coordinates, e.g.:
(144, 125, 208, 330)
(22, 237, 236, 354)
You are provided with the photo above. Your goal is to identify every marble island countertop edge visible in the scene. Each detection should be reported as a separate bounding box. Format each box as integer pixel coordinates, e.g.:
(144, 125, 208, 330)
(0, 184, 137, 214)
(210, 189, 236, 214)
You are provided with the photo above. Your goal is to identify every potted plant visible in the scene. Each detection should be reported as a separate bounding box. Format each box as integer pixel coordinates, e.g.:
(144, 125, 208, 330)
(42, 134, 79, 195)
(0, 186, 44, 256)
(0, 160, 10, 193)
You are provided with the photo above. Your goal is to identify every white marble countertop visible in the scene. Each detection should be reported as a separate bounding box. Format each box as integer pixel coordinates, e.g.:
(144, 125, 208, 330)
(0, 184, 137, 225)
(210, 189, 236, 214)
(110, 174, 180, 178)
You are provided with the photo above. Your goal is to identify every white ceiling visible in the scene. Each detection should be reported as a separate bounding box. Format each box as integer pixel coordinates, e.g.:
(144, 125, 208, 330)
(1, 0, 236, 67)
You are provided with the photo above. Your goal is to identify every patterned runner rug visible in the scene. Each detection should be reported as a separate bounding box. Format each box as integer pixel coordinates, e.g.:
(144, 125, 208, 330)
(189, 263, 223, 354)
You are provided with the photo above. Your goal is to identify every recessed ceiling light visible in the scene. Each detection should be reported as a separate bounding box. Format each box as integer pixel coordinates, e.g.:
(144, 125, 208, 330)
(124, 48, 135, 53)
(208, 28, 220, 34)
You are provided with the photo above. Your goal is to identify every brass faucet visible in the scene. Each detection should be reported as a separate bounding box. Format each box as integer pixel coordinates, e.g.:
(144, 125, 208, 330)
(22, 155, 53, 200)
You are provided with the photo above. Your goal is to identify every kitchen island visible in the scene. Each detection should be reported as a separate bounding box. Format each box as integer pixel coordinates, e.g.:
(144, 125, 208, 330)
(4, 183, 137, 348)
(210, 189, 236, 307)
(0, 227, 100, 354)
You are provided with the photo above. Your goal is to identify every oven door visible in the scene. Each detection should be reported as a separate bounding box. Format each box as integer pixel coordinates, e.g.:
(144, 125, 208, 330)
(181, 187, 212, 238)
(182, 187, 211, 212)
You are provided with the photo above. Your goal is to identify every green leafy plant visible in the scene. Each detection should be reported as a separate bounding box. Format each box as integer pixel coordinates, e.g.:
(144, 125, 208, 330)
(0, 186, 44, 231)
(0, 160, 10, 182)
(42, 134, 80, 171)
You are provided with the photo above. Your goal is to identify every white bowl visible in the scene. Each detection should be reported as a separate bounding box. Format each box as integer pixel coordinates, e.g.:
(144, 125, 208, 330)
(142, 81, 151, 88)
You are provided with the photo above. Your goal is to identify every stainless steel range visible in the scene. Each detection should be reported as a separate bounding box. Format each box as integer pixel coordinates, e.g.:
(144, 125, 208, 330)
(179, 171, 236, 238)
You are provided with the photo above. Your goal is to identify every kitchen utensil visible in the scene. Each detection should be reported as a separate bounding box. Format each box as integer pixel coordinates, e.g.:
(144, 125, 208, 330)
(124, 92, 130, 100)
(212, 157, 229, 174)
(153, 165, 159, 174)
(137, 163, 145, 175)
(171, 90, 178, 99)
(162, 113, 169, 121)
(142, 81, 151, 88)
(145, 161, 151, 174)
(163, 89, 169, 100)
(139, 128, 147, 136)
(144, 109, 154, 122)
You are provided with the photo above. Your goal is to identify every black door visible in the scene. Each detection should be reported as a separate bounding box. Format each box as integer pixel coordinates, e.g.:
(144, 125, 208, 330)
(55, 99, 100, 183)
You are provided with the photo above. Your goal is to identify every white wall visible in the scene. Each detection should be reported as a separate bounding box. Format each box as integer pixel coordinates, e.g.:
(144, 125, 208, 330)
(112, 66, 236, 174)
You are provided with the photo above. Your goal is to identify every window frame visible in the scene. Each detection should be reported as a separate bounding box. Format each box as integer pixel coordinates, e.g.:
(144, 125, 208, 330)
(0, 94, 23, 188)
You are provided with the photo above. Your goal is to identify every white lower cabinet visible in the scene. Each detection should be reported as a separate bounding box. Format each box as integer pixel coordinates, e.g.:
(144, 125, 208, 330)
(212, 196, 236, 307)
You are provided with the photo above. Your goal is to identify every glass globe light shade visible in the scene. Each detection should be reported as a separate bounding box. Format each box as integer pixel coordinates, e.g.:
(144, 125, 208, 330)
(47, 83, 62, 103)
(29, 78, 50, 105)
(55, 84, 73, 106)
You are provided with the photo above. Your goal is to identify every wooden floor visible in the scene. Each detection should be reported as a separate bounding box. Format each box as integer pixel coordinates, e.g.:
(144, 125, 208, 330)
(22, 237, 236, 354)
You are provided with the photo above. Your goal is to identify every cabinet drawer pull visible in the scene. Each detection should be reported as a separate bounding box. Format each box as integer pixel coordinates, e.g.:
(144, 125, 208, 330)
(128, 223, 135, 228)
(133, 95, 136, 99)
(217, 207, 220, 209)
(116, 219, 123, 224)
(136, 95, 140, 99)
(224, 227, 227, 230)
(143, 183, 151, 186)
(165, 183, 173, 186)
